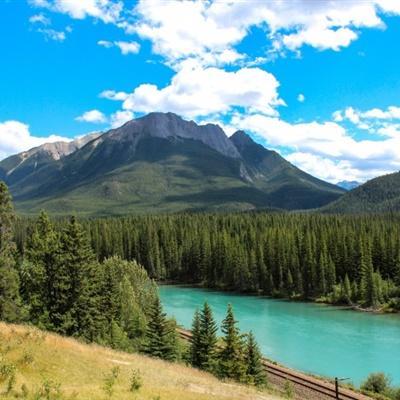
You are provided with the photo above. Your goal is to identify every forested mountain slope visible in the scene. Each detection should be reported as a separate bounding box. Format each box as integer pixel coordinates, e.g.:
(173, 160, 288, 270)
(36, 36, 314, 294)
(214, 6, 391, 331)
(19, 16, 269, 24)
(322, 172, 400, 213)
(0, 112, 344, 215)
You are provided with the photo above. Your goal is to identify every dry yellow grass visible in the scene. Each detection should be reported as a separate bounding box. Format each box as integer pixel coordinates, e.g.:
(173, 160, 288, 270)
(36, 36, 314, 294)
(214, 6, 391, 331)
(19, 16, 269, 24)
(0, 322, 281, 400)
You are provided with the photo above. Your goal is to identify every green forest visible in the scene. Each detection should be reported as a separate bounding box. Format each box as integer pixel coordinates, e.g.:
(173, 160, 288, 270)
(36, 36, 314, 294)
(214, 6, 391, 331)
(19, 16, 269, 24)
(0, 181, 266, 389)
(14, 208, 400, 311)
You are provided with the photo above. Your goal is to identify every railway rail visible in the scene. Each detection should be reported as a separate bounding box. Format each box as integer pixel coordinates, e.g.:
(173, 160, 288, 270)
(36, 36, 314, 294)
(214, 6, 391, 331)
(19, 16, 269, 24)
(177, 328, 372, 400)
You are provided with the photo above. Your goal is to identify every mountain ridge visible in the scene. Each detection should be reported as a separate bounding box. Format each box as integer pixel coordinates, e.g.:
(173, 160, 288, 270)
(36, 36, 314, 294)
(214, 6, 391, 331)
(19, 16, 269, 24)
(0, 112, 345, 215)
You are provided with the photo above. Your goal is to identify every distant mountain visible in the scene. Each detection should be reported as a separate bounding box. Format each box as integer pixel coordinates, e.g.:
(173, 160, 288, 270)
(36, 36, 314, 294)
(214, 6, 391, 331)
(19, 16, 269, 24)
(0, 112, 344, 216)
(0, 133, 100, 184)
(336, 180, 361, 191)
(322, 172, 400, 213)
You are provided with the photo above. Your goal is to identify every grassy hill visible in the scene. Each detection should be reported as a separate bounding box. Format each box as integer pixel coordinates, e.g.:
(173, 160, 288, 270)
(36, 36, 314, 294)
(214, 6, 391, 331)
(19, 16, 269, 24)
(0, 323, 279, 400)
(322, 171, 400, 213)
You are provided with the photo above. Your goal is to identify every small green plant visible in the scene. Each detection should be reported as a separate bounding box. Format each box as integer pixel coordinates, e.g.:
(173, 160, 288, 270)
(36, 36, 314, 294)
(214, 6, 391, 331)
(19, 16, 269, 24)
(20, 383, 29, 398)
(129, 369, 142, 392)
(6, 371, 16, 394)
(284, 379, 295, 399)
(34, 378, 62, 400)
(361, 372, 391, 395)
(19, 351, 34, 366)
(102, 366, 120, 398)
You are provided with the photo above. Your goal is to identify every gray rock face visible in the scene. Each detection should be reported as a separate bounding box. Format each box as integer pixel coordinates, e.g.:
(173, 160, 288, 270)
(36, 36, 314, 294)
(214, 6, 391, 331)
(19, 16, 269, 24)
(23, 132, 101, 161)
(0, 132, 101, 179)
(106, 112, 241, 159)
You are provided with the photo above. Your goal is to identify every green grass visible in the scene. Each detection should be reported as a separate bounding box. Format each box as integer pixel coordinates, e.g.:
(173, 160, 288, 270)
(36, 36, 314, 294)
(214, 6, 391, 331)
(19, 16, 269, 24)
(0, 323, 280, 400)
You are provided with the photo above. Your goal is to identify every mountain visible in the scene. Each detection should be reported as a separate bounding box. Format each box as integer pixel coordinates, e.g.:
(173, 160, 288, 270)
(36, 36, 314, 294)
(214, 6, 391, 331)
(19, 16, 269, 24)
(0, 112, 344, 216)
(0, 132, 100, 184)
(230, 130, 344, 209)
(336, 180, 361, 191)
(322, 172, 400, 213)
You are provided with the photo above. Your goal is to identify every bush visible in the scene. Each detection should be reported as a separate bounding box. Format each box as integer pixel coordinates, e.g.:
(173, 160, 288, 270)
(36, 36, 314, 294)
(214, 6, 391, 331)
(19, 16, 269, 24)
(129, 369, 142, 392)
(102, 367, 120, 398)
(284, 379, 295, 399)
(361, 372, 391, 394)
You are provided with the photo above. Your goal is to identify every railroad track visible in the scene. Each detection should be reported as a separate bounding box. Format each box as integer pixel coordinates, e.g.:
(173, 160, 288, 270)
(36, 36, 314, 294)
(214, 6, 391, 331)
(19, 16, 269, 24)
(177, 328, 371, 400)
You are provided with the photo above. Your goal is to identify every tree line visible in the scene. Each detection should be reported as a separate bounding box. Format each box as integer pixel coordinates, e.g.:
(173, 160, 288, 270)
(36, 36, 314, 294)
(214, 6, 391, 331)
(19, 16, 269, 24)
(14, 210, 400, 310)
(0, 181, 266, 388)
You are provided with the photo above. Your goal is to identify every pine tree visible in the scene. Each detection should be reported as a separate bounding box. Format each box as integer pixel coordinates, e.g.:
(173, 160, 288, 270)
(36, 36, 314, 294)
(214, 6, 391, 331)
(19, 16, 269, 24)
(190, 309, 202, 367)
(0, 181, 23, 322)
(218, 304, 246, 381)
(198, 302, 218, 371)
(53, 216, 96, 337)
(145, 297, 177, 361)
(22, 211, 59, 327)
(245, 331, 266, 386)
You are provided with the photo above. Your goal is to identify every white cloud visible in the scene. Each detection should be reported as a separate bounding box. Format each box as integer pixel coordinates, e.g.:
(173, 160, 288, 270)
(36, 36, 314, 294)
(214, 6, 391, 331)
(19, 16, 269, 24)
(109, 62, 283, 118)
(98, 40, 140, 55)
(286, 152, 367, 182)
(100, 90, 129, 101)
(29, 13, 51, 25)
(230, 113, 400, 182)
(110, 110, 134, 128)
(30, 0, 123, 24)
(37, 28, 66, 42)
(297, 94, 305, 103)
(130, 0, 400, 66)
(76, 109, 107, 123)
(0, 120, 70, 160)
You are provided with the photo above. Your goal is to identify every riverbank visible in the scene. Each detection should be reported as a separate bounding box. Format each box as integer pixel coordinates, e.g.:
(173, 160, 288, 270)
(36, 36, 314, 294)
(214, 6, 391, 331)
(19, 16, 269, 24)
(158, 281, 400, 315)
(159, 285, 400, 387)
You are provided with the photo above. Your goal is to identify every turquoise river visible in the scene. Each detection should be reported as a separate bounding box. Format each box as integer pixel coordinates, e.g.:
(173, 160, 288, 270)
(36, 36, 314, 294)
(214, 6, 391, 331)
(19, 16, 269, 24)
(159, 285, 400, 386)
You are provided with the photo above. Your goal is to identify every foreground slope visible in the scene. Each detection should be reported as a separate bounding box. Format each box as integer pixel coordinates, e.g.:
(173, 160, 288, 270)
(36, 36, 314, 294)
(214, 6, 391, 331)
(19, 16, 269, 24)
(0, 323, 278, 400)
(0, 112, 344, 215)
(322, 171, 400, 213)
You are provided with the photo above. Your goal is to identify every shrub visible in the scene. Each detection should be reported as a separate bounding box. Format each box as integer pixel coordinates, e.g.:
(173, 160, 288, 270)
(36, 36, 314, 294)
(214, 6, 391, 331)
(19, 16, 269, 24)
(102, 367, 120, 398)
(34, 378, 62, 400)
(361, 372, 391, 394)
(129, 369, 142, 392)
(284, 379, 295, 399)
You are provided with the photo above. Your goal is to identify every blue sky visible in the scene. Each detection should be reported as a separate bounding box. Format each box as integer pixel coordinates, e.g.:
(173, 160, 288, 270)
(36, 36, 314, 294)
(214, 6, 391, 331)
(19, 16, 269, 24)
(1, 0, 400, 183)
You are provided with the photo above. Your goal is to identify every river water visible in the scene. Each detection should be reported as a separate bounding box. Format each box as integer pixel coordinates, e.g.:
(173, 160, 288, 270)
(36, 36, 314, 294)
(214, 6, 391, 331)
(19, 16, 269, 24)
(159, 285, 400, 386)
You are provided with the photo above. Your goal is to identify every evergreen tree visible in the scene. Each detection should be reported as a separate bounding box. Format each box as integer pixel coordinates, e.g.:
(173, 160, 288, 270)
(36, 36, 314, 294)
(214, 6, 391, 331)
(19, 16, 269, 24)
(190, 309, 202, 367)
(52, 216, 96, 337)
(245, 331, 266, 386)
(198, 302, 218, 371)
(22, 211, 59, 327)
(145, 297, 177, 361)
(0, 181, 23, 322)
(218, 304, 246, 381)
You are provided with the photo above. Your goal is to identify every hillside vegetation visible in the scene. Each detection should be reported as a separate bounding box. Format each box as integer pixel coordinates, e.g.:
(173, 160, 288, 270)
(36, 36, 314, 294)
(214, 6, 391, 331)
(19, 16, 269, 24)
(323, 172, 400, 213)
(0, 323, 279, 400)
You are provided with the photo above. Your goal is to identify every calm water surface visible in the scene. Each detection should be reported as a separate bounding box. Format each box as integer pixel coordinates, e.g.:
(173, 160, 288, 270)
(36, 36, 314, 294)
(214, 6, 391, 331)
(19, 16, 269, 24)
(159, 285, 400, 386)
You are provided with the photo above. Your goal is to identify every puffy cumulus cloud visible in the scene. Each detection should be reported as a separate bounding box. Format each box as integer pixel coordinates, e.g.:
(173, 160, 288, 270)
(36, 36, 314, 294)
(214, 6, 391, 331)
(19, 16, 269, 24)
(0, 120, 70, 160)
(76, 109, 107, 123)
(30, 0, 123, 24)
(98, 40, 140, 55)
(230, 113, 400, 182)
(110, 110, 134, 128)
(30, 0, 400, 65)
(286, 152, 367, 183)
(130, 0, 400, 66)
(333, 105, 400, 132)
(108, 62, 283, 118)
